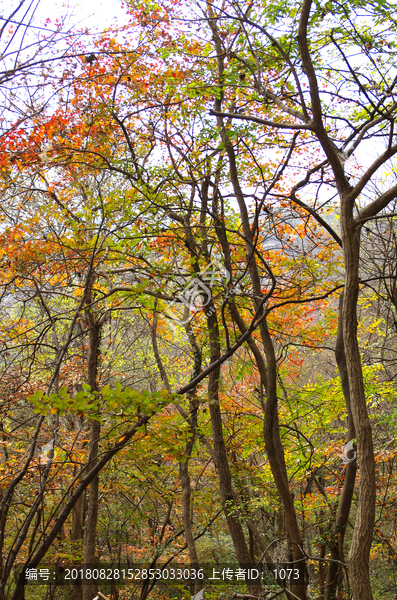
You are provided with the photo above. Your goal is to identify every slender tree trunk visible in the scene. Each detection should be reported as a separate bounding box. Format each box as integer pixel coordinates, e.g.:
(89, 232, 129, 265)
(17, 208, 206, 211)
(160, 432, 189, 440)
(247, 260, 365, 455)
(341, 201, 375, 600)
(81, 419, 100, 600)
(72, 472, 84, 542)
(206, 303, 262, 596)
(71, 487, 84, 600)
(318, 537, 326, 599)
(152, 304, 203, 594)
(181, 325, 202, 595)
(82, 282, 101, 600)
(260, 319, 307, 600)
(325, 292, 357, 600)
(180, 424, 201, 594)
(71, 415, 85, 600)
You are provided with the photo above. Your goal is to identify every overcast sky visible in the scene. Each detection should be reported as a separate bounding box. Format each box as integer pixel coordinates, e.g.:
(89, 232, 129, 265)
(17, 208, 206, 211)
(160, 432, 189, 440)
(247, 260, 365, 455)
(34, 0, 127, 31)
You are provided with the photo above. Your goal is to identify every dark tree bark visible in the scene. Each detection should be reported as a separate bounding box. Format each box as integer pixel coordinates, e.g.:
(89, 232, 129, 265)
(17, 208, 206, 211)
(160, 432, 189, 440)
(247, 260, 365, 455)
(325, 292, 357, 600)
(340, 208, 375, 600)
(82, 280, 102, 600)
(206, 302, 263, 596)
(71, 487, 84, 600)
(180, 324, 203, 595)
(151, 304, 203, 594)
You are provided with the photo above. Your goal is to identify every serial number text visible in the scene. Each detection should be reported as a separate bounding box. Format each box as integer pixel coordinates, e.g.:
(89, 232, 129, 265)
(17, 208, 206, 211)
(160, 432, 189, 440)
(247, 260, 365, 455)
(63, 568, 205, 581)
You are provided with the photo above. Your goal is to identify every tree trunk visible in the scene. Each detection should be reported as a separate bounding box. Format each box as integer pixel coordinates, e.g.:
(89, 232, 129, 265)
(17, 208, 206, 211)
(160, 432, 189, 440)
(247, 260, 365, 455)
(152, 303, 203, 595)
(180, 325, 202, 595)
(81, 419, 100, 600)
(82, 282, 101, 600)
(341, 200, 375, 600)
(180, 427, 201, 594)
(206, 303, 262, 596)
(71, 487, 84, 600)
(260, 319, 307, 600)
(325, 292, 357, 600)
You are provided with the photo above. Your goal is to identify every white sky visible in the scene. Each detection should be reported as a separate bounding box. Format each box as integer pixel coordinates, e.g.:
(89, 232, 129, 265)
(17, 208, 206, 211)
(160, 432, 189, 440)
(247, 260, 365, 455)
(34, 0, 127, 31)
